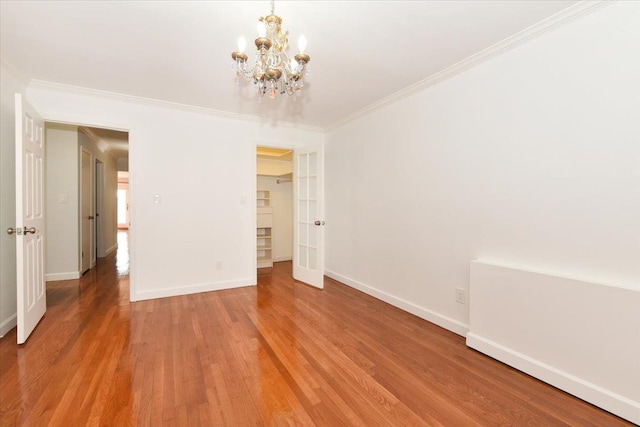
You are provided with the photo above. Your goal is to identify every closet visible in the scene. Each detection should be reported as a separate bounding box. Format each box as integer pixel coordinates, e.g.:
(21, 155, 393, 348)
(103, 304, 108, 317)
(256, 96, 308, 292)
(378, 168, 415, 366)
(256, 147, 293, 269)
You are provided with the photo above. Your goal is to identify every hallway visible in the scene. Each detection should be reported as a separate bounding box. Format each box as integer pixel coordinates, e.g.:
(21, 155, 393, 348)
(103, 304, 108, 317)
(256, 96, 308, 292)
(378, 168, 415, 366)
(0, 234, 632, 426)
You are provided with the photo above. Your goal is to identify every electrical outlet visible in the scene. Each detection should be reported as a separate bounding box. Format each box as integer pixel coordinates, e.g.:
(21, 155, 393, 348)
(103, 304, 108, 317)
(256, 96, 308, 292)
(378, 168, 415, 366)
(455, 288, 466, 304)
(215, 260, 223, 270)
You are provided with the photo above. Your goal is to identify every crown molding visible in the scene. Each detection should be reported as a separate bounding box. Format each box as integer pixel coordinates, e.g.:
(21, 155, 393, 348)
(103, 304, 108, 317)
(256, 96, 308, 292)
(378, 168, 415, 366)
(325, 0, 612, 133)
(27, 80, 324, 134)
(78, 125, 119, 159)
(0, 56, 31, 87)
(79, 125, 101, 143)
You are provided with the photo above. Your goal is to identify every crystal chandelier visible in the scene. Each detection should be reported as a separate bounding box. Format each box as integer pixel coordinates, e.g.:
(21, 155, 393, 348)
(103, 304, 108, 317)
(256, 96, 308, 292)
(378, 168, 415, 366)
(231, 0, 311, 101)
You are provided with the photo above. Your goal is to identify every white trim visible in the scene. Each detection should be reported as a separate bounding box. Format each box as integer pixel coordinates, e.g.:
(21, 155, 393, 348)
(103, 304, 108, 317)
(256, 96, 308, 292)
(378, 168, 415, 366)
(0, 57, 30, 86)
(325, 0, 612, 132)
(466, 333, 640, 425)
(473, 259, 636, 291)
(0, 313, 17, 338)
(273, 256, 292, 262)
(45, 271, 81, 281)
(33, 109, 137, 304)
(28, 80, 324, 134)
(104, 243, 118, 257)
(325, 269, 469, 337)
(134, 278, 255, 302)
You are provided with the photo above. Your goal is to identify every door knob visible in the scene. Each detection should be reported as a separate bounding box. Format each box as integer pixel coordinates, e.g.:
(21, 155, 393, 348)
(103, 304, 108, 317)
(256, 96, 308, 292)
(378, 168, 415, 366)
(314, 221, 325, 226)
(88, 215, 94, 220)
(24, 227, 36, 235)
(6, 227, 15, 235)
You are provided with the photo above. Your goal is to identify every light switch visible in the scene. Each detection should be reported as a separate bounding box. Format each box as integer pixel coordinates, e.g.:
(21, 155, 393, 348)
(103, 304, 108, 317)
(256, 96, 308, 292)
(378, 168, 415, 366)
(58, 194, 68, 204)
(153, 194, 161, 204)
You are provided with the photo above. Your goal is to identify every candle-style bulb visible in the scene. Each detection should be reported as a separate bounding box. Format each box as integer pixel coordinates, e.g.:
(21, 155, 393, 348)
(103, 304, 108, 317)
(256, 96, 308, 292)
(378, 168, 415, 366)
(298, 35, 307, 53)
(257, 21, 267, 37)
(237, 36, 247, 53)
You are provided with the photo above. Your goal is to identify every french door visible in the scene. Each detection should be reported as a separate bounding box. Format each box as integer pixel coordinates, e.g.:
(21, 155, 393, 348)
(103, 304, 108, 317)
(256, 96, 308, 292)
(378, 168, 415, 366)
(293, 142, 325, 288)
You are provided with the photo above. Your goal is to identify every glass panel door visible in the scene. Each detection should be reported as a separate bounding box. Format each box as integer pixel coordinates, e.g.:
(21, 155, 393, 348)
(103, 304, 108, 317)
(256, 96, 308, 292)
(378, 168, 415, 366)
(293, 142, 324, 288)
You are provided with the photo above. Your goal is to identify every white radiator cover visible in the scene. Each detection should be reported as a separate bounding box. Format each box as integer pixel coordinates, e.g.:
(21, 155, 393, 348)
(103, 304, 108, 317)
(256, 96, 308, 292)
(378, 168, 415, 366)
(467, 261, 640, 425)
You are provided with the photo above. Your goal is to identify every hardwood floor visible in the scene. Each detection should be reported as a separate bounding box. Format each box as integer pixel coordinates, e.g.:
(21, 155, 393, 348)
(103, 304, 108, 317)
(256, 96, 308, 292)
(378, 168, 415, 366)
(0, 237, 632, 426)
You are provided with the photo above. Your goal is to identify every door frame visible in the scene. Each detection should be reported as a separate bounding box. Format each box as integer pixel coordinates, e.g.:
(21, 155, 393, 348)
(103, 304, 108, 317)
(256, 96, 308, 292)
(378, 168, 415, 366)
(40, 112, 136, 302)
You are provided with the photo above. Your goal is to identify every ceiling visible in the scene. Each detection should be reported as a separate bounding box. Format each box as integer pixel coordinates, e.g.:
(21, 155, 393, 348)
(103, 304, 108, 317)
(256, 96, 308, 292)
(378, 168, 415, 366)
(0, 1, 578, 129)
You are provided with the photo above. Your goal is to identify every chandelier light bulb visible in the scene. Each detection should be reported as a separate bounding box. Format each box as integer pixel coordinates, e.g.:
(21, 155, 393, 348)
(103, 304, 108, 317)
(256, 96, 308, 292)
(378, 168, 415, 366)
(298, 34, 307, 53)
(237, 36, 247, 53)
(256, 21, 267, 37)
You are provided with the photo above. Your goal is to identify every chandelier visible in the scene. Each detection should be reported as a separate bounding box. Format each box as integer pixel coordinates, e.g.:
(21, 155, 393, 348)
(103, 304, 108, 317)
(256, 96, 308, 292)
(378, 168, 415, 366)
(231, 0, 311, 101)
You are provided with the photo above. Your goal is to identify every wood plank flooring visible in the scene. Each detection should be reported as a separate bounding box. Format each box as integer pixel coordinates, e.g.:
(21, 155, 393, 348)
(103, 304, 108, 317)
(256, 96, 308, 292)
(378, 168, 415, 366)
(0, 236, 632, 426)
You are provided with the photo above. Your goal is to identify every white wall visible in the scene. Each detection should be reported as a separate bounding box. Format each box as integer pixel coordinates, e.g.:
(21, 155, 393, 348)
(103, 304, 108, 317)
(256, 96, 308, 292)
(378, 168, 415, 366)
(257, 175, 293, 262)
(325, 1, 640, 335)
(45, 123, 80, 279)
(26, 86, 323, 300)
(0, 65, 25, 337)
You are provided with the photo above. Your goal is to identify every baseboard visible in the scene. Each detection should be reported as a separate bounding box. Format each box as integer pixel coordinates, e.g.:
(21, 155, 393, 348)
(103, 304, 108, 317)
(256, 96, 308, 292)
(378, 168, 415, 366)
(0, 313, 17, 338)
(133, 278, 255, 301)
(466, 333, 640, 425)
(46, 271, 81, 281)
(324, 270, 469, 337)
(105, 243, 118, 256)
(273, 256, 292, 262)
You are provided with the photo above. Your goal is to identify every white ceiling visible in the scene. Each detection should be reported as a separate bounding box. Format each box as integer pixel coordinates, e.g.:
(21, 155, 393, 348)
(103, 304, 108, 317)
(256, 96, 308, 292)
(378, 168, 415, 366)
(0, 1, 578, 129)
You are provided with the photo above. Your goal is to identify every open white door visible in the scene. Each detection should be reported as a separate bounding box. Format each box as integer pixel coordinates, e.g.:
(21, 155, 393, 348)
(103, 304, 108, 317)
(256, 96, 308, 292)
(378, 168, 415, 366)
(293, 142, 325, 288)
(81, 149, 92, 273)
(15, 94, 46, 344)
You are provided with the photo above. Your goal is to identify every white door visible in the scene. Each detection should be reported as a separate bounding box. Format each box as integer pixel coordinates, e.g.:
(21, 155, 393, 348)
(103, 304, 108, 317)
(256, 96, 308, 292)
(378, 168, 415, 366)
(15, 94, 46, 344)
(293, 142, 325, 288)
(81, 149, 92, 273)
(95, 160, 105, 258)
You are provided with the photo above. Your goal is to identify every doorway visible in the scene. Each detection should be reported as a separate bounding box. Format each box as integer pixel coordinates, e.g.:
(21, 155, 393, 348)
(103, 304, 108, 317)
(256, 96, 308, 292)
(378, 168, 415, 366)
(44, 124, 129, 280)
(254, 143, 325, 289)
(117, 172, 129, 229)
(256, 146, 293, 272)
